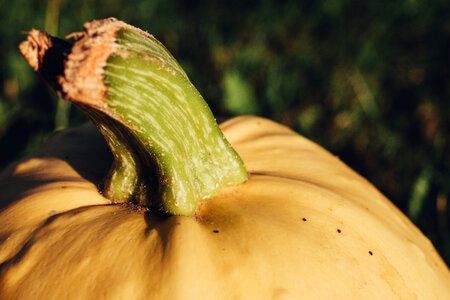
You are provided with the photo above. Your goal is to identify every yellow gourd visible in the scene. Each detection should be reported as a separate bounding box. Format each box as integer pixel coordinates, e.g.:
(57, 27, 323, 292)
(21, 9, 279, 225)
(1, 18, 448, 299)
(0, 116, 449, 299)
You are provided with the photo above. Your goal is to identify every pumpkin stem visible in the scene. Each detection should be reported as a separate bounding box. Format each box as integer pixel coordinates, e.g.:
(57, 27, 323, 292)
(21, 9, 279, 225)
(19, 18, 248, 216)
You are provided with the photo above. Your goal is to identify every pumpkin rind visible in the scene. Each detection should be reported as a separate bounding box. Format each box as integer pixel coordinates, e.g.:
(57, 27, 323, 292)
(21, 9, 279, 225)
(0, 116, 449, 299)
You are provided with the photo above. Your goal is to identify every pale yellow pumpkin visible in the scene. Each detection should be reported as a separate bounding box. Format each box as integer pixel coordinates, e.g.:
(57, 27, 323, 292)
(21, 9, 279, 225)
(0, 116, 449, 299)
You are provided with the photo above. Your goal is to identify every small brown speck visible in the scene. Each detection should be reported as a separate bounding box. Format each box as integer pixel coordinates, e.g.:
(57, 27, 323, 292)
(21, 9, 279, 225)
(302, 218, 307, 222)
(337, 229, 341, 233)
(213, 230, 219, 233)
(369, 251, 373, 256)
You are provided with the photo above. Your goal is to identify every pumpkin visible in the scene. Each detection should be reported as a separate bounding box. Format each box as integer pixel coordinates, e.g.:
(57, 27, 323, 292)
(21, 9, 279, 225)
(1, 18, 449, 299)
(1, 116, 449, 299)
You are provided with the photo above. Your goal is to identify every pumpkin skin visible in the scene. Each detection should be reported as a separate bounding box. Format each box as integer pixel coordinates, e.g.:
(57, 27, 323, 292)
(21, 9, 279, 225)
(0, 116, 448, 299)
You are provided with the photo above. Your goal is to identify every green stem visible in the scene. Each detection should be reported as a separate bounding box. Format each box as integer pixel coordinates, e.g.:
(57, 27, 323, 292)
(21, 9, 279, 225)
(19, 18, 248, 216)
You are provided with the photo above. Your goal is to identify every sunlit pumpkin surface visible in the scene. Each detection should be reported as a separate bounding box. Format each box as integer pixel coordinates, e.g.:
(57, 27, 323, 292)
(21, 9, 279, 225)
(0, 116, 449, 299)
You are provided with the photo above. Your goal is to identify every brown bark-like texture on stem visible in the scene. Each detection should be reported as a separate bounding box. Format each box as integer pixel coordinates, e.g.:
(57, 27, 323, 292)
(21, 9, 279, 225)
(20, 18, 160, 110)
(19, 30, 71, 93)
(20, 18, 118, 108)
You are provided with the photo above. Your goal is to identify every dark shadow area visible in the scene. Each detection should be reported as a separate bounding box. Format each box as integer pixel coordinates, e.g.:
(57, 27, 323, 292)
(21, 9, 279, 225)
(0, 122, 113, 211)
(0, 203, 172, 281)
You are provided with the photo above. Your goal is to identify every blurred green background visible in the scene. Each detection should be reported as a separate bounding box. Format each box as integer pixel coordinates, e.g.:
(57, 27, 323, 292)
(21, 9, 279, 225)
(0, 0, 449, 263)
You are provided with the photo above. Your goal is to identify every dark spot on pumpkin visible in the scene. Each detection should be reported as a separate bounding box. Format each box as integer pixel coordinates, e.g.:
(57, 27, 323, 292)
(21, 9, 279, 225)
(302, 218, 307, 222)
(213, 230, 219, 233)
(337, 229, 341, 233)
(369, 251, 373, 256)
(61, 186, 67, 189)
